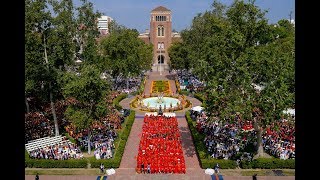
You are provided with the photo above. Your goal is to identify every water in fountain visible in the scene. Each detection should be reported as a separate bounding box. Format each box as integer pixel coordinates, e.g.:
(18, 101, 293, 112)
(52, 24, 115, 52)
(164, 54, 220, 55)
(157, 93, 164, 103)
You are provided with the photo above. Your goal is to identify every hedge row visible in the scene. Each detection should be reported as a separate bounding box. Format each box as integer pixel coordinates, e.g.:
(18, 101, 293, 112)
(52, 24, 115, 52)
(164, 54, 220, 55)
(240, 158, 295, 169)
(89, 110, 135, 168)
(185, 111, 295, 169)
(194, 93, 205, 103)
(194, 93, 206, 107)
(179, 90, 190, 96)
(113, 93, 128, 111)
(25, 158, 88, 168)
(185, 111, 207, 157)
(201, 159, 237, 169)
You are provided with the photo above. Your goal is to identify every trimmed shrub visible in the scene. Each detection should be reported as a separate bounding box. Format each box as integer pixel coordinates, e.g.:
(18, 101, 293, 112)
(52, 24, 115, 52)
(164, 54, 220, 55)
(194, 93, 205, 103)
(25, 159, 87, 168)
(240, 160, 253, 169)
(251, 158, 295, 169)
(113, 93, 128, 110)
(185, 111, 209, 162)
(180, 90, 189, 96)
(201, 159, 237, 169)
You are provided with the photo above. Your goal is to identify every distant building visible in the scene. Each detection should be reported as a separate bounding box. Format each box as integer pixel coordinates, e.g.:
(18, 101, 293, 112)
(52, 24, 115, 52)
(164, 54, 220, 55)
(97, 15, 113, 36)
(289, 19, 295, 26)
(138, 6, 182, 72)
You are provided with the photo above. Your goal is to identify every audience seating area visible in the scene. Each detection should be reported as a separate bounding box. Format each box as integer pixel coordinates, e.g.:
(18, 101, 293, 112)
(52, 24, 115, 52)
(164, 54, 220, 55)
(25, 135, 70, 153)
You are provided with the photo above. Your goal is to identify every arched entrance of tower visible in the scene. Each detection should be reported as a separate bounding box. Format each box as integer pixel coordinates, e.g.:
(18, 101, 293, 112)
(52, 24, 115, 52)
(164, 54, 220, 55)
(158, 55, 164, 64)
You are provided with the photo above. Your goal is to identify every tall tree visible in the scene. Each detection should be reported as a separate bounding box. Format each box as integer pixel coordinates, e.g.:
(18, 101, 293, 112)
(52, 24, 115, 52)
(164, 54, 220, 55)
(100, 28, 153, 87)
(75, 0, 101, 65)
(25, 0, 62, 136)
(174, 0, 295, 157)
(168, 42, 190, 70)
(49, 0, 76, 70)
(62, 64, 110, 154)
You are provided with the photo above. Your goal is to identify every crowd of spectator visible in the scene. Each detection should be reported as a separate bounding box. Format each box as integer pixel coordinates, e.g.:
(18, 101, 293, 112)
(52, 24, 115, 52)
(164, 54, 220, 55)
(192, 109, 295, 161)
(26, 90, 126, 161)
(28, 139, 84, 160)
(111, 74, 144, 94)
(25, 112, 53, 143)
(175, 69, 204, 92)
(64, 92, 124, 159)
(89, 128, 117, 159)
(194, 111, 255, 160)
(262, 119, 295, 160)
(25, 98, 79, 143)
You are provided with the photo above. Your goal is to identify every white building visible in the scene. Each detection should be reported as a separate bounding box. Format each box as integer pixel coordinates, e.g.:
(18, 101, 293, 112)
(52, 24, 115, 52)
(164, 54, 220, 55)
(97, 15, 113, 36)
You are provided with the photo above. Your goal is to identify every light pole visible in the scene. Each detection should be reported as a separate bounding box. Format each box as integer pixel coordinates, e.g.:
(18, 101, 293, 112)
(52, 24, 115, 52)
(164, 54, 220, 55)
(159, 45, 162, 75)
(159, 43, 163, 75)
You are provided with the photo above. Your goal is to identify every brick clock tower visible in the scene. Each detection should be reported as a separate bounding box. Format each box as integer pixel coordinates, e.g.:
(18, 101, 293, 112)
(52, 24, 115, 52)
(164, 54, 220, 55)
(150, 6, 172, 72)
(138, 6, 181, 72)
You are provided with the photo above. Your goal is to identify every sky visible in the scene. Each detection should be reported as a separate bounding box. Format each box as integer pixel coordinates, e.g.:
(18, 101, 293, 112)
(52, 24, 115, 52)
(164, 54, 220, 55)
(74, 0, 295, 33)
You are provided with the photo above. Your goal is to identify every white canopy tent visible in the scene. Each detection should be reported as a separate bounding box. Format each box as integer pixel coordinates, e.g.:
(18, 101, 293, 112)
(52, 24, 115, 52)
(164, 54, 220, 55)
(191, 106, 204, 112)
(283, 108, 295, 116)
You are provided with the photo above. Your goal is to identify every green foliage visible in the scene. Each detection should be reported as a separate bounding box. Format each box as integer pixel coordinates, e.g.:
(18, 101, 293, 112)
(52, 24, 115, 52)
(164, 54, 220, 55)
(179, 90, 190, 96)
(113, 93, 128, 111)
(76, 0, 101, 65)
(240, 160, 253, 169)
(168, 42, 191, 70)
(176, 0, 295, 156)
(201, 159, 237, 169)
(185, 111, 209, 160)
(252, 158, 295, 169)
(25, 159, 88, 168)
(100, 28, 153, 78)
(194, 93, 206, 106)
(25, 0, 54, 102)
(240, 158, 295, 169)
(62, 64, 110, 130)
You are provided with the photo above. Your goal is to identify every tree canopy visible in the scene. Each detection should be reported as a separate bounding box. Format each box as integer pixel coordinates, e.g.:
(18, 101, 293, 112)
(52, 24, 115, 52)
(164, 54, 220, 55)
(169, 0, 295, 156)
(99, 26, 153, 78)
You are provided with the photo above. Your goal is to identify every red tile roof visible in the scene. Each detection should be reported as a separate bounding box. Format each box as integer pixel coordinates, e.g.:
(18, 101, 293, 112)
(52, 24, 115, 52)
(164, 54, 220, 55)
(151, 6, 171, 12)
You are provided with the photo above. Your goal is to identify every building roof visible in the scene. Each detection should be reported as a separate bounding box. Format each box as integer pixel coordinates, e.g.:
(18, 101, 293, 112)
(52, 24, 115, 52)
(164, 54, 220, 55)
(151, 6, 171, 12)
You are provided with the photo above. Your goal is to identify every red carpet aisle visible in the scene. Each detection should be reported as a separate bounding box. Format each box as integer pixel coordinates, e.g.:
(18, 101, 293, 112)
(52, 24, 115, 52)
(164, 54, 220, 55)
(136, 115, 186, 174)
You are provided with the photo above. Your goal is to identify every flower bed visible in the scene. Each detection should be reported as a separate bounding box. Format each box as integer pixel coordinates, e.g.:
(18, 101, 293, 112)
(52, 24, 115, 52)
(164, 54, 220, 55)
(151, 81, 171, 94)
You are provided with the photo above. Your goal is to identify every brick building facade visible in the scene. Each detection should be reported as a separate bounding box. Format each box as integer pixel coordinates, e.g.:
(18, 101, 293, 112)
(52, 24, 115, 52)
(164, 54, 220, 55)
(138, 6, 181, 72)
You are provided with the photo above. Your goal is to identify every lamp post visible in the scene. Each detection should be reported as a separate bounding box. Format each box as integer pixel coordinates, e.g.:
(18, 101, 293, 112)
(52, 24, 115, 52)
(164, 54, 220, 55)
(160, 45, 162, 75)
(159, 43, 164, 75)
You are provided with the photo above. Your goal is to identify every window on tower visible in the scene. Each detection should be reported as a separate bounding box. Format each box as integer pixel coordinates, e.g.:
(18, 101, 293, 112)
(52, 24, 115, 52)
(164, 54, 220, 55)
(157, 25, 165, 37)
(156, 16, 167, 21)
